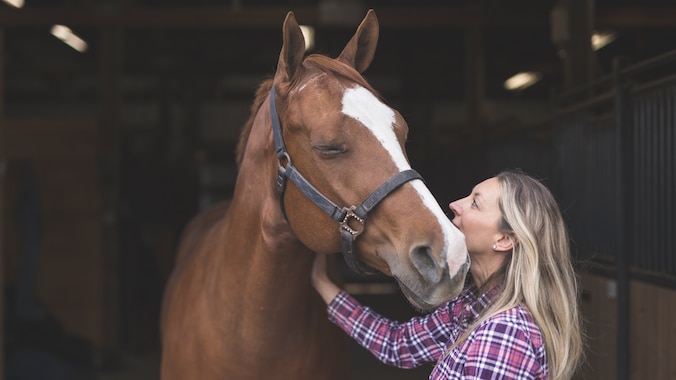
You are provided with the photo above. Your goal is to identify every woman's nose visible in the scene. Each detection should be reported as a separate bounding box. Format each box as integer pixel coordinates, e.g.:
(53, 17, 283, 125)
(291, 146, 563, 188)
(448, 200, 461, 216)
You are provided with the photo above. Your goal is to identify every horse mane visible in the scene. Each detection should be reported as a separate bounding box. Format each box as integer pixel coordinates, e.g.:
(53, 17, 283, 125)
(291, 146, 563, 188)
(235, 77, 273, 167)
(235, 54, 381, 168)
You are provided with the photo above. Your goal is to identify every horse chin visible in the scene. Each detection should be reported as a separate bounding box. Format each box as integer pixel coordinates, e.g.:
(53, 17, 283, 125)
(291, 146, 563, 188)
(395, 279, 438, 312)
(394, 266, 468, 312)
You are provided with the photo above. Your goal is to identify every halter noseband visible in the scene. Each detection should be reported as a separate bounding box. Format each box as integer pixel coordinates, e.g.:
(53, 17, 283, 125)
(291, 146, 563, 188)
(269, 86, 424, 275)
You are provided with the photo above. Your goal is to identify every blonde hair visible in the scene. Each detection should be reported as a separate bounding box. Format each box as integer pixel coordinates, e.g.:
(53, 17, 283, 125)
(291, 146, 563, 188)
(449, 170, 584, 380)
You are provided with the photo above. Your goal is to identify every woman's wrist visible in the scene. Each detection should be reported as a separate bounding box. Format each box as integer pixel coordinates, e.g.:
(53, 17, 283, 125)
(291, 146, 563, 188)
(311, 254, 342, 304)
(315, 281, 341, 304)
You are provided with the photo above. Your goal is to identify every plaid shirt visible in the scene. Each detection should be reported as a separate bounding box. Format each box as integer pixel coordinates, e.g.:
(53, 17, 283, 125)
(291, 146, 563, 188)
(327, 286, 548, 379)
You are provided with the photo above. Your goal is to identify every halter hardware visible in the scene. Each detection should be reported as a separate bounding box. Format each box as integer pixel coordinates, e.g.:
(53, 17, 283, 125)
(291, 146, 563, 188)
(340, 206, 365, 237)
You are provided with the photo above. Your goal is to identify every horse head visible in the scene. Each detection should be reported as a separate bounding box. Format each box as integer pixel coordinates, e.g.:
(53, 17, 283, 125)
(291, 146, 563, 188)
(270, 10, 469, 311)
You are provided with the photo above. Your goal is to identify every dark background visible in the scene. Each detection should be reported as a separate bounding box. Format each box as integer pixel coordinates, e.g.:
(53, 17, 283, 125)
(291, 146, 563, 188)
(1, 1, 675, 379)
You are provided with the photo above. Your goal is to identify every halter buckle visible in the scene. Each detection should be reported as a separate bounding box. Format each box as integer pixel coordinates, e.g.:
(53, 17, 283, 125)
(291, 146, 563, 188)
(340, 206, 365, 238)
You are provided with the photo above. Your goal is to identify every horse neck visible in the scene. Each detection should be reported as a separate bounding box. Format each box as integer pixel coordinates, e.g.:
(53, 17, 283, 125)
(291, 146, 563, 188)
(222, 103, 319, 316)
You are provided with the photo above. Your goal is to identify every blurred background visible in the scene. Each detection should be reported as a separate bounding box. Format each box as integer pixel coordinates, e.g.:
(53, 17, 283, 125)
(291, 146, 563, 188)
(0, 0, 675, 379)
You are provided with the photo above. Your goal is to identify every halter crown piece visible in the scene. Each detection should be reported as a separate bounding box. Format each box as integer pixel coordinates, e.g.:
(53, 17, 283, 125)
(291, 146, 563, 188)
(269, 87, 424, 275)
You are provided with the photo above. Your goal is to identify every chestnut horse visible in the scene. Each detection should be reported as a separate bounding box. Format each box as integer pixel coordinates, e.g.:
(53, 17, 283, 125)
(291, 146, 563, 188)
(160, 9, 469, 379)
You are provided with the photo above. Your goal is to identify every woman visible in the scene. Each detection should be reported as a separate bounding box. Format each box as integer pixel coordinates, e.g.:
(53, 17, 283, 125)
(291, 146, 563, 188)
(311, 170, 584, 379)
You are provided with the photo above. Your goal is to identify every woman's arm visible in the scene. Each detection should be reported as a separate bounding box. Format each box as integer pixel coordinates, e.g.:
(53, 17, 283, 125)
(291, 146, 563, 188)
(311, 253, 341, 304)
(311, 253, 455, 368)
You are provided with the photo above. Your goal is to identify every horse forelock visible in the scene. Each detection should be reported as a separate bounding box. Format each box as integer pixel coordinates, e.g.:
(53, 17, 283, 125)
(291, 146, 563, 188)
(235, 54, 380, 169)
(302, 54, 379, 97)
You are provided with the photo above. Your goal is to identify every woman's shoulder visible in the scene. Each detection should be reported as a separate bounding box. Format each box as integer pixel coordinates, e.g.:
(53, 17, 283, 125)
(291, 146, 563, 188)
(462, 305, 549, 379)
(475, 304, 544, 349)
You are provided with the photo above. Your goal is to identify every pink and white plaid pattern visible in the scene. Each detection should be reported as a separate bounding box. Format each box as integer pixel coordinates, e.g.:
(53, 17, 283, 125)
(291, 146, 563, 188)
(327, 286, 548, 379)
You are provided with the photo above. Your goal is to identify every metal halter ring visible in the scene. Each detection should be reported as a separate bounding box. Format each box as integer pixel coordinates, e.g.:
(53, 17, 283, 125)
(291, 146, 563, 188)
(340, 206, 365, 238)
(277, 151, 291, 171)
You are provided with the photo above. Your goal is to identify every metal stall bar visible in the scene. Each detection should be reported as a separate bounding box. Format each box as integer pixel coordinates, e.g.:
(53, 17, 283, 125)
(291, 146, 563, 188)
(665, 85, 676, 274)
(630, 74, 676, 280)
(612, 57, 631, 380)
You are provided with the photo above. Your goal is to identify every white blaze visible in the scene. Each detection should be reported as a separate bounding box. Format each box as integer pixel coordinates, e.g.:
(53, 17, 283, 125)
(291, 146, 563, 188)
(341, 86, 408, 170)
(341, 87, 467, 271)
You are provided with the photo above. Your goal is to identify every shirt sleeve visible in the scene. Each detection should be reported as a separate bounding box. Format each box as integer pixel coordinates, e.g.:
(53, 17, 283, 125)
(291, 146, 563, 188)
(463, 318, 545, 379)
(326, 290, 454, 369)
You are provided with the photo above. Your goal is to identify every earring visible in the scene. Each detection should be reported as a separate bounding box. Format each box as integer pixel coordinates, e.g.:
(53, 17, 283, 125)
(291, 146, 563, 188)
(492, 244, 497, 250)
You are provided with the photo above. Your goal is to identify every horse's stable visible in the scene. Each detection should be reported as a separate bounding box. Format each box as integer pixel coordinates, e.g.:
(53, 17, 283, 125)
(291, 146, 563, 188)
(0, 1, 674, 379)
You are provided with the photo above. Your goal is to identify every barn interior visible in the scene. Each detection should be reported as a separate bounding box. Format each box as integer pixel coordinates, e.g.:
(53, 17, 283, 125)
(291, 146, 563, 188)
(1, 0, 675, 379)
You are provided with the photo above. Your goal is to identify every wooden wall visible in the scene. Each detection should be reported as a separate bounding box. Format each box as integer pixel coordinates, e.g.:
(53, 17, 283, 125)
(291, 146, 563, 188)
(1, 118, 106, 347)
(577, 273, 618, 379)
(0, 28, 6, 380)
(0, 160, 6, 380)
(630, 280, 676, 379)
(578, 272, 676, 379)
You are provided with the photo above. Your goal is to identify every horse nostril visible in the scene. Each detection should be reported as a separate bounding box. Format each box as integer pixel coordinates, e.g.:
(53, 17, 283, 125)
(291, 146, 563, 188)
(410, 246, 442, 284)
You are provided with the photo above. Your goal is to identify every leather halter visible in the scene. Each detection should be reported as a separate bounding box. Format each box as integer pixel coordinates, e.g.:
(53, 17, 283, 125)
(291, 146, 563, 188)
(269, 86, 424, 275)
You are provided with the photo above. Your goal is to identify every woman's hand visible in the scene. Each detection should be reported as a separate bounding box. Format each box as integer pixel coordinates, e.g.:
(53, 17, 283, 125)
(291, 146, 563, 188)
(311, 253, 341, 304)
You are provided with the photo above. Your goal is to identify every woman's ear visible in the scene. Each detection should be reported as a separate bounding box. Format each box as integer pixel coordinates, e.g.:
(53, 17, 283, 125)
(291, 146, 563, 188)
(493, 234, 515, 252)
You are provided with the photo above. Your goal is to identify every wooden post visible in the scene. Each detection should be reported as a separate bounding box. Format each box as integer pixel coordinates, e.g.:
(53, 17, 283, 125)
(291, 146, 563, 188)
(99, 26, 122, 354)
(0, 163, 4, 380)
(551, 0, 595, 90)
(464, 25, 484, 142)
(0, 164, 5, 380)
(613, 56, 631, 380)
(0, 27, 4, 116)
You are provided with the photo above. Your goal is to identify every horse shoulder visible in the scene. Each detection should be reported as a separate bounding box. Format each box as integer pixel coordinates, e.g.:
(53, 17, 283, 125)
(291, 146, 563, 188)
(159, 200, 231, 355)
(174, 200, 231, 266)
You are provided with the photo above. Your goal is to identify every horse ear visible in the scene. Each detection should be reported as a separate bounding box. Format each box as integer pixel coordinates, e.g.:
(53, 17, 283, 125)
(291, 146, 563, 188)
(337, 9, 379, 73)
(274, 11, 306, 84)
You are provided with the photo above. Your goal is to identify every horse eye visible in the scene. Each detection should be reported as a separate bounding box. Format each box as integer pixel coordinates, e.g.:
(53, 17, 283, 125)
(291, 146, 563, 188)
(313, 145, 346, 157)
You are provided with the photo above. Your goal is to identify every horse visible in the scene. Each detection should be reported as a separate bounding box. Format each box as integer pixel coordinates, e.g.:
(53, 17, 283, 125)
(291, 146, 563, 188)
(159, 9, 469, 379)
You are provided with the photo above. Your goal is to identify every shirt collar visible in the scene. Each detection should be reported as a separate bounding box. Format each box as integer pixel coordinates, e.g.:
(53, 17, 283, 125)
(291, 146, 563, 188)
(463, 283, 502, 320)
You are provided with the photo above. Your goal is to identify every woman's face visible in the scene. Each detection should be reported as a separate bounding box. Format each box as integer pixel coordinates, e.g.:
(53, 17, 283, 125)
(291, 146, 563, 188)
(448, 177, 504, 257)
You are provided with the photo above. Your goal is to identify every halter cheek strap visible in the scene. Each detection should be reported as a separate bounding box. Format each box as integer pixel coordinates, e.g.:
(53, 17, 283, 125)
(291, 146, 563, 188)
(269, 87, 424, 275)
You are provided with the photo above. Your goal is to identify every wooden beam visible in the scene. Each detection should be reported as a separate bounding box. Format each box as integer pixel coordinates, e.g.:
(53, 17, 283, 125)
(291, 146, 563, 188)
(596, 6, 676, 28)
(0, 5, 674, 29)
(0, 5, 546, 29)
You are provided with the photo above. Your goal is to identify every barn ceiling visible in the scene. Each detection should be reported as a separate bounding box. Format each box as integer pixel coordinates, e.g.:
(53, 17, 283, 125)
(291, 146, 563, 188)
(3, 0, 676, 102)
